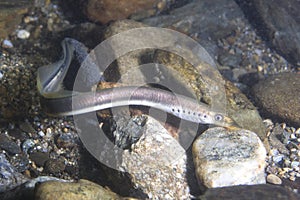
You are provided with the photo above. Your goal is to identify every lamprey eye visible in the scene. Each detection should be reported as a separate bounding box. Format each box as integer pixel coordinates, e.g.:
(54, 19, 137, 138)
(214, 114, 223, 121)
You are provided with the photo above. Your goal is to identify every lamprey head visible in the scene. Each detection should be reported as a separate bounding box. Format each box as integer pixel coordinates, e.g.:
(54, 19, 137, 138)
(210, 112, 240, 128)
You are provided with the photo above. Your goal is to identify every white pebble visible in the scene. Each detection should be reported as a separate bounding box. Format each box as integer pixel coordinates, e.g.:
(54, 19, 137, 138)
(0, 71, 3, 80)
(266, 174, 282, 185)
(2, 39, 13, 48)
(290, 133, 296, 139)
(155, 135, 164, 142)
(17, 29, 30, 39)
(38, 130, 45, 137)
(291, 161, 300, 168)
(254, 49, 262, 56)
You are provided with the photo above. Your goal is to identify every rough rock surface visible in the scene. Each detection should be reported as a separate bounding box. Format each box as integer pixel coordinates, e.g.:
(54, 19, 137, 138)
(235, 0, 300, 66)
(35, 179, 121, 200)
(252, 72, 300, 127)
(120, 116, 189, 199)
(193, 127, 266, 188)
(0, 153, 28, 193)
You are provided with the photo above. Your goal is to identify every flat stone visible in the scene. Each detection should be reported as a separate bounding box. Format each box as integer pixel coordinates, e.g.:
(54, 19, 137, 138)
(199, 184, 300, 200)
(192, 127, 266, 188)
(34, 179, 121, 200)
(252, 72, 300, 127)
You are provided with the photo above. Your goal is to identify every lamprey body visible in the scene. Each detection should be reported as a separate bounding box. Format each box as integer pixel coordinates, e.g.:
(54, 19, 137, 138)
(37, 38, 238, 128)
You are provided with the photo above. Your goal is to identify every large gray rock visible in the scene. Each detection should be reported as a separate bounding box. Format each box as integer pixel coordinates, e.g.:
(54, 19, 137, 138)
(120, 116, 190, 199)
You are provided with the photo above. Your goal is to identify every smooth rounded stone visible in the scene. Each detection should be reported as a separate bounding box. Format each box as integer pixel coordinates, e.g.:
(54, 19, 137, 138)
(0, 176, 71, 200)
(17, 29, 30, 39)
(252, 72, 300, 127)
(120, 116, 189, 199)
(198, 184, 300, 200)
(192, 127, 266, 188)
(0, 134, 21, 155)
(83, 0, 180, 24)
(267, 174, 282, 185)
(2, 39, 13, 48)
(35, 179, 121, 200)
(236, 0, 300, 66)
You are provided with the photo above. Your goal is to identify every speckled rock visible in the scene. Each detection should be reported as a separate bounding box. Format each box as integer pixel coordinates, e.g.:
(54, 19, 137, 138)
(35, 179, 121, 200)
(252, 72, 300, 127)
(236, 0, 300, 66)
(199, 184, 300, 200)
(0, 153, 28, 193)
(120, 116, 190, 199)
(192, 127, 266, 188)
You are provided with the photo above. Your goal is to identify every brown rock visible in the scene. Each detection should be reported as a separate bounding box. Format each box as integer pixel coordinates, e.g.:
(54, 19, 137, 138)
(252, 72, 300, 127)
(86, 0, 164, 24)
(35, 179, 122, 200)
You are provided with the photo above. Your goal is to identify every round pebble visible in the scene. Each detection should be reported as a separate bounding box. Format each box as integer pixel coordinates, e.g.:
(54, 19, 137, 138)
(17, 29, 30, 39)
(2, 39, 13, 48)
(267, 174, 282, 185)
